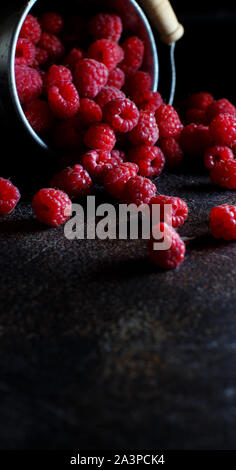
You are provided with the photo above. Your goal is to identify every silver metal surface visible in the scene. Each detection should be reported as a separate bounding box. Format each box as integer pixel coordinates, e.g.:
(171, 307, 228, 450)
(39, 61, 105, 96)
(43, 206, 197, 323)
(169, 42, 176, 106)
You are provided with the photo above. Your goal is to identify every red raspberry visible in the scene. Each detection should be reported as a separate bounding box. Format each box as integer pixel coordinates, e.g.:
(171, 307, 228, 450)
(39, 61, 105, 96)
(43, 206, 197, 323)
(204, 145, 234, 169)
(180, 124, 212, 158)
(104, 162, 138, 199)
(52, 117, 85, 150)
(61, 16, 85, 47)
(149, 223, 186, 270)
(20, 14, 41, 45)
(0, 178, 21, 215)
(38, 33, 64, 61)
(155, 104, 183, 139)
(95, 86, 125, 109)
(84, 123, 116, 151)
(46, 65, 72, 90)
(88, 39, 124, 72)
(77, 98, 102, 126)
(209, 113, 236, 147)
(33, 188, 72, 227)
(88, 13, 123, 42)
(209, 204, 236, 240)
(187, 92, 213, 110)
(149, 195, 189, 228)
(159, 138, 184, 169)
(185, 108, 208, 125)
(32, 47, 49, 67)
(103, 98, 139, 133)
(63, 48, 84, 72)
(210, 159, 236, 189)
(40, 12, 64, 35)
(125, 71, 151, 96)
(15, 38, 35, 66)
(24, 99, 54, 134)
(111, 150, 126, 162)
(82, 150, 123, 182)
(74, 59, 108, 99)
(51, 164, 93, 199)
(123, 175, 156, 205)
(128, 145, 165, 177)
(120, 37, 144, 75)
(134, 91, 163, 113)
(48, 82, 80, 119)
(129, 111, 159, 146)
(107, 68, 125, 89)
(15, 65, 42, 104)
(207, 99, 236, 122)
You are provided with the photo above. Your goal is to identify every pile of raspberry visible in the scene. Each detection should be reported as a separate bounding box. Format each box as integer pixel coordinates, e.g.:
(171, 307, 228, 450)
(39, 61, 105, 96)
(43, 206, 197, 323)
(1, 11, 235, 270)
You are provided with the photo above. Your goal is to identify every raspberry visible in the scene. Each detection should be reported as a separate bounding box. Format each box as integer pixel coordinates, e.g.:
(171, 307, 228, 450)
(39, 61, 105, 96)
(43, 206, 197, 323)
(125, 71, 151, 96)
(134, 91, 163, 113)
(82, 150, 123, 182)
(185, 108, 208, 125)
(88, 39, 124, 71)
(61, 16, 85, 47)
(149, 195, 189, 228)
(77, 98, 102, 126)
(120, 37, 144, 75)
(179, 124, 211, 159)
(204, 145, 234, 169)
(63, 48, 84, 72)
(32, 47, 49, 67)
(74, 59, 108, 99)
(52, 117, 85, 150)
(46, 65, 72, 90)
(95, 86, 125, 108)
(51, 164, 93, 199)
(88, 13, 123, 42)
(129, 111, 159, 146)
(40, 12, 64, 35)
(149, 223, 186, 270)
(123, 175, 156, 205)
(210, 159, 236, 189)
(48, 82, 80, 119)
(103, 98, 139, 133)
(209, 205, 236, 240)
(111, 150, 126, 162)
(20, 14, 41, 45)
(15, 38, 36, 66)
(187, 92, 213, 110)
(207, 99, 236, 122)
(0, 178, 21, 215)
(104, 162, 138, 199)
(107, 68, 125, 89)
(33, 188, 72, 226)
(38, 33, 64, 61)
(159, 138, 184, 169)
(128, 145, 165, 177)
(209, 113, 236, 147)
(24, 99, 54, 134)
(84, 123, 116, 151)
(15, 65, 42, 104)
(155, 104, 183, 139)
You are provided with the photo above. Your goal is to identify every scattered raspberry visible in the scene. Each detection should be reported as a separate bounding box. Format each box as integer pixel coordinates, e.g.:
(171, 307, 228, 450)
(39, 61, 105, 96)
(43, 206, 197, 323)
(128, 145, 165, 177)
(74, 59, 108, 99)
(185, 108, 208, 125)
(95, 86, 125, 108)
(159, 138, 184, 169)
(149, 223, 186, 270)
(207, 99, 236, 122)
(107, 68, 125, 89)
(52, 117, 84, 150)
(104, 162, 138, 199)
(24, 99, 54, 134)
(82, 150, 123, 182)
(155, 104, 183, 139)
(88, 13, 123, 42)
(120, 36, 144, 75)
(84, 123, 116, 151)
(46, 64, 72, 90)
(179, 124, 211, 159)
(123, 175, 156, 205)
(134, 91, 163, 113)
(129, 111, 159, 146)
(15, 65, 43, 104)
(48, 82, 80, 119)
(209, 204, 236, 240)
(0, 178, 21, 215)
(20, 14, 41, 44)
(204, 145, 234, 169)
(40, 12, 64, 35)
(63, 48, 84, 72)
(77, 98, 102, 126)
(103, 98, 139, 133)
(187, 92, 213, 110)
(125, 71, 151, 97)
(88, 39, 124, 71)
(209, 113, 236, 147)
(15, 38, 36, 66)
(210, 159, 236, 189)
(149, 195, 189, 228)
(32, 47, 49, 67)
(38, 33, 64, 61)
(33, 188, 72, 226)
(51, 164, 93, 199)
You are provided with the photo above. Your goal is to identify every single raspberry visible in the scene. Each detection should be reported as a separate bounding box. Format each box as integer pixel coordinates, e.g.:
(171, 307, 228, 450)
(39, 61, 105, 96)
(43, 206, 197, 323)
(24, 99, 54, 134)
(61, 16, 85, 47)
(107, 68, 125, 89)
(104, 162, 139, 199)
(103, 98, 139, 133)
(46, 65, 72, 90)
(123, 175, 156, 205)
(159, 138, 184, 169)
(82, 150, 123, 182)
(77, 98, 102, 126)
(209, 113, 236, 147)
(125, 71, 151, 96)
(84, 123, 116, 151)
(185, 108, 208, 125)
(52, 117, 85, 150)
(32, 47, 49, 67)
(33, 188, 72, 226)
(187, 92, 214, 110)
(40, 12, 64, 35)
(128, 145, 165, 177)
(155, 104, 183, 139)
(63, 48, 84, 72)
(209, 204, 236, 240)
(149, 195, 189, 228)
(95, 86, 125, 109)
(74, 59, 108, 99)
(134, 91, 163, 113)
(48, 82, 80, 119)
(129, 111, 159, 146)
(204, 145, 234, 169)
(207, 99, 236, 122)
(51, 164, 93, 199)
(20, 14, 41, 45)
(120, 36, 144, 75)
(88, 13, 123, 42)
(15, 38, 36, 66)
(15, 65, 43, 104)
(179, 124, 212, 159)
(149, 223, 186, 270)
(38, 33, 64, 61)
(88, 39, 124, 72)
(210, 159, 236, 189)
(0, 178, 21, 215)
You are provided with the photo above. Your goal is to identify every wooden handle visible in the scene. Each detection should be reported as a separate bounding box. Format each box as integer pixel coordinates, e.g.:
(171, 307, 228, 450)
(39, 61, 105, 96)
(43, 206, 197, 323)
(140, 0, 184, 45)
